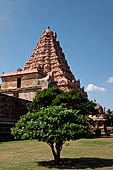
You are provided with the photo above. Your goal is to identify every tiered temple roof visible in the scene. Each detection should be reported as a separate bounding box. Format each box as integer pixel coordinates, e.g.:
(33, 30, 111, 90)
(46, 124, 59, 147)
(24, 27, 87, 95)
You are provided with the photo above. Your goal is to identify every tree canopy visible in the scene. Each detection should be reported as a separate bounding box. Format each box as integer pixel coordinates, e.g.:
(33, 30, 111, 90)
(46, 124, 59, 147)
(27, 86, 96, 115)
(105, 109, 113, 127)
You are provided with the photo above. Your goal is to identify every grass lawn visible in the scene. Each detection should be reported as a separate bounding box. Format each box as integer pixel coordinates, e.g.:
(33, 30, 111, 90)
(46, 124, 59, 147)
(0, 138, 113, 170)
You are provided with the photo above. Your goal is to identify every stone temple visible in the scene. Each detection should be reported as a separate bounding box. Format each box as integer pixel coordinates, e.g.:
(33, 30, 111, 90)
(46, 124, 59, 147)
(0, 27, 87, 100)
(0, 27, 108, 140)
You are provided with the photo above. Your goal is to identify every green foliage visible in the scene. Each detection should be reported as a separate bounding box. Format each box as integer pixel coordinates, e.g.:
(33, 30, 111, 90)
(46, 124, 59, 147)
(27, 86, 63, 112)
(11, 106, 90, 141)
(105, 109, 113, 127)
(27, 87, 97, 116)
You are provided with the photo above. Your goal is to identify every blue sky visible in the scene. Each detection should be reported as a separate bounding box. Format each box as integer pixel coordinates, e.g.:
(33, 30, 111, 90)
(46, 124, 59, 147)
(0, 0, 113, 110)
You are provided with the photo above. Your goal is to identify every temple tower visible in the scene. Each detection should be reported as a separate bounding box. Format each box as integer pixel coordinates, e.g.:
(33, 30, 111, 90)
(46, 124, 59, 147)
(24, 27, 86, 95)
(0, 27, 87, 100)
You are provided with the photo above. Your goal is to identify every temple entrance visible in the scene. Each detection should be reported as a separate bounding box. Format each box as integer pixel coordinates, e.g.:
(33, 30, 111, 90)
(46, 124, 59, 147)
(17, 78, 21, 88)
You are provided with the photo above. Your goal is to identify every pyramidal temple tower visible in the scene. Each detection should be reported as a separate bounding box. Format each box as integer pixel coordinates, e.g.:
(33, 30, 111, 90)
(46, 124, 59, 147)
(0, 27, 87, 100)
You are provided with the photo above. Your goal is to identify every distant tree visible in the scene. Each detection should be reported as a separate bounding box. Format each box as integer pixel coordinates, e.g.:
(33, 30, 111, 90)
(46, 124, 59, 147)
(11, 106, 90, 164)
(27, 86, 97, 116)
(52, 88, 97, 115)
(27, 86, 63, 112)
(105, 109, 113, 127)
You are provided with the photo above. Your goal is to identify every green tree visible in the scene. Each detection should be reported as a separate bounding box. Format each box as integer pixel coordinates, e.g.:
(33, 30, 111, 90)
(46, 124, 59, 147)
(27, 86, 63, 112)
(27, 86, 97, 116)
(52, 88, 97, 115)
(11, 106, 90, 164)
(105, 109, 113, 127)
(12, 87, 97, 164)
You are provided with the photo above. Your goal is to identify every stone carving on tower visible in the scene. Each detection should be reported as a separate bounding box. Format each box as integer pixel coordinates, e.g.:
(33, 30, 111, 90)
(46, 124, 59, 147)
(24, 27, 87, 96)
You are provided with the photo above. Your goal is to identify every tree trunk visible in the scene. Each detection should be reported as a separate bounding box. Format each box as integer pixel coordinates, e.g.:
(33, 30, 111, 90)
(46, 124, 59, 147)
(55, 142, 62, 164)
(49, 142, 62, 164)
(50, 144, 57, 162)
(55, 147, 60, 164)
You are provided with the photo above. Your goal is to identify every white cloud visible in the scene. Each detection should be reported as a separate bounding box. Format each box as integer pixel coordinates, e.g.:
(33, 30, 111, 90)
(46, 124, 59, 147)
(107, 77, 113, 83)
(86, 84, 106, 92)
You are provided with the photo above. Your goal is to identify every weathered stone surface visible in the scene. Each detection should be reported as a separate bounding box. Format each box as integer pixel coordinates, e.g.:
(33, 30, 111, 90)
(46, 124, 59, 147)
(0, 74, 55, 101)
(0, 93, 28, 141)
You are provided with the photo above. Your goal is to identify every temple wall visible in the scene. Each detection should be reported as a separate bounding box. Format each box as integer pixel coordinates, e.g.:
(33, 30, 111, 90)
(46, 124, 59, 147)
(1, 73, 45, 90)
(21, 79, 38, 88)
(0, 88, 40, 101)
(0, 75, 54, 101)
(0, 93, 28, 141)
(19, 91, 37, 101)
(1, 79, 17, 89)
(0, 93, 28, 119)
(21, 73, 45, 88)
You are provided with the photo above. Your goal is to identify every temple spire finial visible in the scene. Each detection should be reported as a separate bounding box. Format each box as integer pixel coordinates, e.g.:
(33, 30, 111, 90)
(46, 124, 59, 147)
(48, 26, 50, 29)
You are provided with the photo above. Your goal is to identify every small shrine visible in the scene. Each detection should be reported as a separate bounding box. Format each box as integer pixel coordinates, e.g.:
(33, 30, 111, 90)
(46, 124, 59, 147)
(89, 101, 107, 136)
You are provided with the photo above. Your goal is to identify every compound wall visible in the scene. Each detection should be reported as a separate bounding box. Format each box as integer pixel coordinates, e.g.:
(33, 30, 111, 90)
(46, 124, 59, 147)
(0, 93, 28, 141)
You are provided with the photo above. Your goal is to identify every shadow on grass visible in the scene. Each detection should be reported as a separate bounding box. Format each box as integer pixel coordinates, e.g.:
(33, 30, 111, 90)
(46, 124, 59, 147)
(37, 157, 113, 169)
